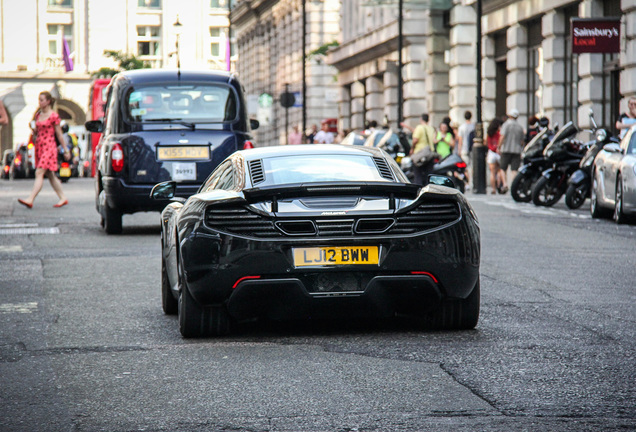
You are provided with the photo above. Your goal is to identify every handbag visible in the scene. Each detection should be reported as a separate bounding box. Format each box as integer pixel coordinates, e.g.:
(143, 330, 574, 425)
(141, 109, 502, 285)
(411, 146, 439, 167)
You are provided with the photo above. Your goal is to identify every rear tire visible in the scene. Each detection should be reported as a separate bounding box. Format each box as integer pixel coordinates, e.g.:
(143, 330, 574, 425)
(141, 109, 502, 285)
(614, 174, 628, 224)
(532, 175, 563, 207)
(161, 259, 178, 315)
(590, 169, 611, 219)
(103, 204, 122, 234)
(429, 278, 480, 330)
(565, 182, 588, 210)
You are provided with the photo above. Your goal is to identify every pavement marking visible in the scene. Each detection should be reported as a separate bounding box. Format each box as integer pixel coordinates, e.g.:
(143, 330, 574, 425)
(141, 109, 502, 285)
(0, 245, 23, 253)
(0, 227, 59, 235)
(0, 302, 38, 314)
(0, 223, 39, 228)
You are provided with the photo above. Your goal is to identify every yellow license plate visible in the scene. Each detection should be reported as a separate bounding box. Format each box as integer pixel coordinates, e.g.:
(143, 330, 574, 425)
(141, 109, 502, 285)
(293, 246, 379, 267)
(157, 146, 209, 160)
(59, 167, 71, 177)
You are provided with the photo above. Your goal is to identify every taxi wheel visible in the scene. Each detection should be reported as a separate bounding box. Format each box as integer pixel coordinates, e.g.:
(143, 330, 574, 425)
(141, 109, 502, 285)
(103, 205, 122, 234)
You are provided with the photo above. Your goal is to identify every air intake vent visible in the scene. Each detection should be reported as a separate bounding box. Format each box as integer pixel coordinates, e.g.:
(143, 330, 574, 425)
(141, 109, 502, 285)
(205, 206, 280, 237)
(391, 201, 460, 234)
(373, 157, 394, 181)
(248, 159, 265, 184)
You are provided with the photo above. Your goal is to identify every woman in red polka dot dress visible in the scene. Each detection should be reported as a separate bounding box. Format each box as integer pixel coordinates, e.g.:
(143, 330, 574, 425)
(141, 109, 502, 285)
(18, 91, 71, 209)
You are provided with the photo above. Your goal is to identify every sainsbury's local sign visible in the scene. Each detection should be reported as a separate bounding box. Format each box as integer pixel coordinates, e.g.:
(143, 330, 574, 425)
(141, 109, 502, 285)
(571, 18, 621, 54)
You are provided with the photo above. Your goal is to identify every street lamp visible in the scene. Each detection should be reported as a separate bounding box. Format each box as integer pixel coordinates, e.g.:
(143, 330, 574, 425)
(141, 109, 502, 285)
(173, 15, 183, 71)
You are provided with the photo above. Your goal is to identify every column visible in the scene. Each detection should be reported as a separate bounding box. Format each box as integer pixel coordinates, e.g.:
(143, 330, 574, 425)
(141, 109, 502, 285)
(577, 0, 605, 131)
(365, 76, 383, 126)
(423, 9, 450, 126)
(448, 1, 476, 123)
(506, 24, 528, 126)
(620, 0, 636, 112)
(350, 81, 366, 130)
(338, 85, 351, 132)
(383, 62, 399, 130)
(542, 10, 566, 128)
(482, 35, 496, 122)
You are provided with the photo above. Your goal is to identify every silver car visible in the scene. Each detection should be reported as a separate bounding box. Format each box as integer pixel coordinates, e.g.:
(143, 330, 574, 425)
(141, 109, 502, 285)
(590, 124, 636, 223)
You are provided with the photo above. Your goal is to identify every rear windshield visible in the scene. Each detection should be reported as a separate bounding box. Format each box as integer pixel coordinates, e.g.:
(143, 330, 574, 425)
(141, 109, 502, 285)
(260, 155, 390, 185)
(125, 84, 237, 123)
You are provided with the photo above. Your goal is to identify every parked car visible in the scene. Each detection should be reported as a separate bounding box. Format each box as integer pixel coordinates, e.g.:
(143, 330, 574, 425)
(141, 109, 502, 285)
(340, 130, 368, 146)
(85, 69, 258, 234)
(1, 149, 14, 179)
(151, 144, 480, 337)
(590, 124, 636, 223)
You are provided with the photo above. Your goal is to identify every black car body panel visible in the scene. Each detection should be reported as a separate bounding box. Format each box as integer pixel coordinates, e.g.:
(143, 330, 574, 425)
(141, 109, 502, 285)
(88, 69, 254, 232)
(155, 145, 480, 336)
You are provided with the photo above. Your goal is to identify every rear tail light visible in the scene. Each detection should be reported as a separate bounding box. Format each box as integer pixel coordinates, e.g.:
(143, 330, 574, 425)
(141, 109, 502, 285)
(61, 162, 69, 168)
(111, 143, 124, 172)
(455, 161, 467, 169)
(3, 165, 8, 173)
(232, 275, 261, 289)
(243, 140, 254, 150)
(411, 271, 438, 283)
(14, 155, 21, 166)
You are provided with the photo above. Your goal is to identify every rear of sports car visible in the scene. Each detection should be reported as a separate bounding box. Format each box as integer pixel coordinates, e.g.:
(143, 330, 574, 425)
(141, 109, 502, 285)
(179, 182, 480, 335)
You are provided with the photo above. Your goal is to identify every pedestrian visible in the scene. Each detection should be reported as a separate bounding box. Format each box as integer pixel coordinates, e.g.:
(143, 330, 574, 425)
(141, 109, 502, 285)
(18, 91, 70, 209)
(288, 125, 302, 144)
(305, 124, 318, 143)
(498, 108, 525, 187)
(457, 110, 475, 186)
(435, 121, 454, 159)
(402, 113, 437, 185)
(486, 118, 507, 194)
(525, 115, 539, 144)
(313, 122, 334, 144)
(616, 96, 636, 138)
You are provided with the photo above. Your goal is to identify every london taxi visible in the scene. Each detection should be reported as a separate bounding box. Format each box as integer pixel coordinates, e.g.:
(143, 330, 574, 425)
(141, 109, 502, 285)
(85, 69, 258, 234)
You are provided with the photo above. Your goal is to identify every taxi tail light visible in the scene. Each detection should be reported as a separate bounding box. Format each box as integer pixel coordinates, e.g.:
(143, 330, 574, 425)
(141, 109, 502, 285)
(232, 275, 261, 289)
(111, 142, 124, 172)
(243, 140, 254, 150)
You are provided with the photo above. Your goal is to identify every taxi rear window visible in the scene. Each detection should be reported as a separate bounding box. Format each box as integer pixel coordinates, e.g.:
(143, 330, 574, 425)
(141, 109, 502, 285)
(126, 84, 237, 123)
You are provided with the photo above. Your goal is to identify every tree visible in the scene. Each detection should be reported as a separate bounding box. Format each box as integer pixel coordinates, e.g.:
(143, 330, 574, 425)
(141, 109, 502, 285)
(91, 50, 151, 77)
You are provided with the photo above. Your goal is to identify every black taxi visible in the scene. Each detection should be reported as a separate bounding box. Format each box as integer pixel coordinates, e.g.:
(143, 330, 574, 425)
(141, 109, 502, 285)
(85, 69, 257, 234)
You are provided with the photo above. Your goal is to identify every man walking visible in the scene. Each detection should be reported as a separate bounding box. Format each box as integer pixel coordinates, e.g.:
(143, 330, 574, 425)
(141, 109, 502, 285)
(498, 109, 525, 187)
(402, 113, 436, 185)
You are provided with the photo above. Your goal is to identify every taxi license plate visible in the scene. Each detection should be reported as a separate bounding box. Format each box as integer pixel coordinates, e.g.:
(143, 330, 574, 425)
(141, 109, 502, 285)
(59, 167, 71, 177)
(293, 246, 379, 267)
(157, 146, 209, 160)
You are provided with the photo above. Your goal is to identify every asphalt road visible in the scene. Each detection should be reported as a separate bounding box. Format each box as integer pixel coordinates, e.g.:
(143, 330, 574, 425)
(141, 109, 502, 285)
(0, 177, 634, 431)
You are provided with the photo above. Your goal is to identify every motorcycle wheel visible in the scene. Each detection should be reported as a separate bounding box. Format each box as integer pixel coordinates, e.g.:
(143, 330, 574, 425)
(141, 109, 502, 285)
(510, 172, 535, 202)
(565, 182, 588, 210)
(532, 175, 564, 207)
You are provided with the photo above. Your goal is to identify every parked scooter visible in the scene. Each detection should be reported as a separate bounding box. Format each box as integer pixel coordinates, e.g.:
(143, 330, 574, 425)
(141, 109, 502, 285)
(531, 121, 586, 207)
(401, 153, 467, 192)
(564, 113, 618, 209)
(510, 119, 553, 202)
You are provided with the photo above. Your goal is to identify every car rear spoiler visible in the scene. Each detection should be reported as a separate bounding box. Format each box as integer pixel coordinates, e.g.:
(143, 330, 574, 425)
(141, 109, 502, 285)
(243, 182, 421, 211)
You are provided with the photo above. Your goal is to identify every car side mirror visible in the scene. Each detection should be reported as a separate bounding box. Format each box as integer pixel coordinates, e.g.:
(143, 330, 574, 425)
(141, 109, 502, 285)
(85, 120, 104, 133)
(151, 181, 177, 200)
(427, 174, 456, 189)
(603, 143, 622, 154)
(250, 118, 260, 130)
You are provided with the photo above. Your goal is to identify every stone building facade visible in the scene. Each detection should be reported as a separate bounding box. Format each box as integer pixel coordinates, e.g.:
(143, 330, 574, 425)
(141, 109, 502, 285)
(328, 0, 635, 137)
(231, 0, 340, 146)
(0, 0, 236, 154)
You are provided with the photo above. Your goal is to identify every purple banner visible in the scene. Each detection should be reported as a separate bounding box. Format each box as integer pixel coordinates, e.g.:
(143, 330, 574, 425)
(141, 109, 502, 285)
(62, 38, 74, 72)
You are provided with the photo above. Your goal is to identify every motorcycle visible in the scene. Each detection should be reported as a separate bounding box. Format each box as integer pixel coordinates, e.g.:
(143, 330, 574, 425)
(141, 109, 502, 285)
(400, 153, 467, 193)
(531, 121, 586, 207)
(510, 122, 553, 202)
(564, 115, 618, 209)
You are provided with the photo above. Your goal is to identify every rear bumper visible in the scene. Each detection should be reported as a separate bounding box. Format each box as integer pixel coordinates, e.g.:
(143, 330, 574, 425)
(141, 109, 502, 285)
(227, 274, 443, 321)
(103, 176, 200, 214)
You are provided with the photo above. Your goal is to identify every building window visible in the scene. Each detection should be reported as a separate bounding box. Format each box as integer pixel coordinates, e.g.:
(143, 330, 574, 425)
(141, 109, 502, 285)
(210, 0, 235, 9)
(47, 24, 73, 56)
(137, 26, 160, 57)
(48, 0, 72, 7)
(138, 0, 161, 8)
(494, 32, 508, 120)
(210, 27, 223, 57)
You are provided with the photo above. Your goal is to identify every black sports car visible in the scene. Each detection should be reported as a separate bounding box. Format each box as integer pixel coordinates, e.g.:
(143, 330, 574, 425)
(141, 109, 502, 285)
(151, 144, 480, 337)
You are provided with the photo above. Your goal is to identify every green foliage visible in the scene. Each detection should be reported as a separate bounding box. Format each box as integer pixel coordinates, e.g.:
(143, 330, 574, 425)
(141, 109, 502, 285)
(307, 41, 340, 61)
(91, 50, 150, 77)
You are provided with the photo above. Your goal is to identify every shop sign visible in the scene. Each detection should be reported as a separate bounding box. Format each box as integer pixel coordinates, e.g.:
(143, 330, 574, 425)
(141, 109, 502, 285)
(571, 18, 620, 54)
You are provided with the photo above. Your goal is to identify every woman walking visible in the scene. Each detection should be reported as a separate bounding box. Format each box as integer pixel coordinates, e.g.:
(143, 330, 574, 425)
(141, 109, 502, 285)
(18, 91, 70, 209)
(486, 119, 507, 194)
